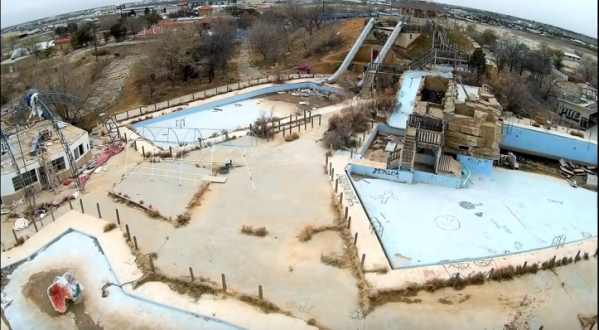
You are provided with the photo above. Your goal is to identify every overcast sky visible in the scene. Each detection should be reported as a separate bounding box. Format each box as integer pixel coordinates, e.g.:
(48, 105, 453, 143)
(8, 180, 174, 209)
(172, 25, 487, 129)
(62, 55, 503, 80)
(1, 0, 597, 38)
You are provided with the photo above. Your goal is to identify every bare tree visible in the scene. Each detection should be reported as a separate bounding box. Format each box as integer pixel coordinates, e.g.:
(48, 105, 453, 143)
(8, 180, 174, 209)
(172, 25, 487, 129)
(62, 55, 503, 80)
(140, 26, 201, 84)
(575, 55, 598, 87)
(495, 37, 528, 73)
(249, 20, 284, 62)
(199, 17, 238, 82)
(21, 37, 42, 56)
(122, 17, 145, 35)
(252, 109, 278, 138)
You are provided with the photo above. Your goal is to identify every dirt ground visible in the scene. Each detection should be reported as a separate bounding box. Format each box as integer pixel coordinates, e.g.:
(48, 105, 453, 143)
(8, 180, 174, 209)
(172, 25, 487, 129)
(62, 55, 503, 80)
(108, 59, 242, 114)
(454, 19, 597, 57)
(264, 92, 337, 112)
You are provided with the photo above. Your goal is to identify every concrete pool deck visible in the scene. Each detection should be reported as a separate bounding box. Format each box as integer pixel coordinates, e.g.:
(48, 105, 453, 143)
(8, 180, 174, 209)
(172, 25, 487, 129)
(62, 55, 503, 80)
(326, 152, 597, 290)
(0, 211, 316, 330)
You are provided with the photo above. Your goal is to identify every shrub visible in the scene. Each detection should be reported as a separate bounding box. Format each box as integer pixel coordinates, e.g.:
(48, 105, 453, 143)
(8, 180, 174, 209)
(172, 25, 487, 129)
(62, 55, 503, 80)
(322, 106, 372, 149)
(284, 132, 299, 142)
(175, 213, 191, 227)
(240, 225, 268, 237)
(103, 222, 117, 232)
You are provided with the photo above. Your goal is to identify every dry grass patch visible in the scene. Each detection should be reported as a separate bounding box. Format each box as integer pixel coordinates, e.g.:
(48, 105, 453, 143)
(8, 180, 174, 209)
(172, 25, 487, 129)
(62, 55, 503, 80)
(240, 225, 269, 237)
(570, 130, 585, 138)
(187, 182, 210, 209)
(109, 191, 169, 222)
(175, 213, 191, 227)
(103, 222, 117, 232)
(298, 224, 339, 242)
(284, 132, 299, 142)
(320, 253, 347, 268)
(364, 266, 389, 274)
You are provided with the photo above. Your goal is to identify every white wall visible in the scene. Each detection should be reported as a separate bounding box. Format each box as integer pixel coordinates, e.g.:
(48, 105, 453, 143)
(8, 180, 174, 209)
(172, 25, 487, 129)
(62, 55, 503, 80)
(0, 132, 89, 198)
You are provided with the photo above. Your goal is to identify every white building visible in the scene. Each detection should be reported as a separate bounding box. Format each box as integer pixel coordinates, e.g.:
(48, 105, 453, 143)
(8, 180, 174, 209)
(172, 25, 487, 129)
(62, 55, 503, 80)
(1, 121, 92, 205)
(563, 52, 581, 62)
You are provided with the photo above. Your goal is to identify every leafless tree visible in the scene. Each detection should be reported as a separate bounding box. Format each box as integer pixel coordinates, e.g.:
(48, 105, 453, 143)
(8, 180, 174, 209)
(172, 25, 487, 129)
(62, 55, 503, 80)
(199, 17, 238, 82)
(122, 17, 145, 35)
(252, 109, 278, 138)
(249, 20, 284, 62)
(495, 37, 528, 73)
(140, 26, 201, 83)
(575, 55, 598, 87)
(21, 37, 42, 56)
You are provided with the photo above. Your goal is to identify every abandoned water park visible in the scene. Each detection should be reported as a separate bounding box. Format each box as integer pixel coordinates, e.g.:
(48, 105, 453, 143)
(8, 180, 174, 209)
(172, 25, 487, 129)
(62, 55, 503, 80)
(1, 11, 597, 330)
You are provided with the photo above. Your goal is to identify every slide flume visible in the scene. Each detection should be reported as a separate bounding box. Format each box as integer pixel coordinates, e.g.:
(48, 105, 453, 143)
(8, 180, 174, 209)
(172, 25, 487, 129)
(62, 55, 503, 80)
(357, 20, 404, 87)
(325, 18, 376, 84)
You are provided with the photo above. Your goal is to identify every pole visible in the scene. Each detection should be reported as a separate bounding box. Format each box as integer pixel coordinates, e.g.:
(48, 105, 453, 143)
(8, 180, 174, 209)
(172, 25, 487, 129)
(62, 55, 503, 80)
(93, 24, 98, 62)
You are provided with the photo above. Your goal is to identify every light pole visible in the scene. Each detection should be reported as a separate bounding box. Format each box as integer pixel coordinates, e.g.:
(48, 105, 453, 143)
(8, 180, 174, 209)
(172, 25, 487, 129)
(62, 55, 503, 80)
(93, 24, 98, 62)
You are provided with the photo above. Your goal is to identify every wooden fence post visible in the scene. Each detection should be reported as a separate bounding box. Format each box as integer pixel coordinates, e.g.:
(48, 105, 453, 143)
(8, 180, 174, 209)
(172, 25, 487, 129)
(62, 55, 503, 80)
(258, 285, 263, 300)
(116, 209, 121, 225)
(354, 232, 358, 246)
(80, 199, 85, 213)
(125, 224, 131, 240)
(189, 267, 195, 282)
(221, 274, 227, 292)
(96, 203, 102, 218)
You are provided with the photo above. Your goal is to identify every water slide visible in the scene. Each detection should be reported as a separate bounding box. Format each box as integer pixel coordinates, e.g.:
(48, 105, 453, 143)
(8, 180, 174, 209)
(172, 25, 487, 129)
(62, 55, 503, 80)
(357, 21, 404, 87)
(325, 18, 376, 84)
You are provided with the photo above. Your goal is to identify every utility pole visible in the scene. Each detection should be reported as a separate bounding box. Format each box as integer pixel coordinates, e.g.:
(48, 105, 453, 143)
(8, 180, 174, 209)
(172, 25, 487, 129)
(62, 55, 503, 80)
(93, 24, 98, 62)
(322, 0, 325, 15)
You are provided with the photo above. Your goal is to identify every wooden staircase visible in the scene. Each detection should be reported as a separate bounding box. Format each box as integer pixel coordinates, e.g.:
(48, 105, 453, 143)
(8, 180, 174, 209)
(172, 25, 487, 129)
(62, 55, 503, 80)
(359, 69, 377, 99)
(401, 127, 417, 171)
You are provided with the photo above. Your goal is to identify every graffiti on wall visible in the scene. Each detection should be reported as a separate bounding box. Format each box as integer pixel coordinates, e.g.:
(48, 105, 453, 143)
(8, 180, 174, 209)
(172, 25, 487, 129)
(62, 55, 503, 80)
(336, 174, 360, 206)
(442, 258, 498, 277)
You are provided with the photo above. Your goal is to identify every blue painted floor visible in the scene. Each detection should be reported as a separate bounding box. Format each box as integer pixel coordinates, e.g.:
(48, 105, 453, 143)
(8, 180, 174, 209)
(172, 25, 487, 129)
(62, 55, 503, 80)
(351, 168, 598, 269)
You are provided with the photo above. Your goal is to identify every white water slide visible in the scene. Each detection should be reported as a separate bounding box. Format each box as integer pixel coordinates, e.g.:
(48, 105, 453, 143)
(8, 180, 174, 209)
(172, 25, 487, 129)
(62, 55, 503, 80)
(357, 21, 404, 87)
(325, 18, 376, 84)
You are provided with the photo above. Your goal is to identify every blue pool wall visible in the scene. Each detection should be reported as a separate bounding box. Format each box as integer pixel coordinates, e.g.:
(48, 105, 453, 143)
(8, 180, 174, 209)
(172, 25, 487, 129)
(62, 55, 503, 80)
(132, 82, 345, 128)
(348, 163, 462, 189)
(501, 124, 598, 166)
(457, 154, 494, 176)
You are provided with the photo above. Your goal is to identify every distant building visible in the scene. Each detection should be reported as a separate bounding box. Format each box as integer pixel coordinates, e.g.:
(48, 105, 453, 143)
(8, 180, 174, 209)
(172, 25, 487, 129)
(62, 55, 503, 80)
(198, 4, 213, 17)
(54, 36, 72, 51)
(578, 83, 597, 100)
(563, 52, 581, 62)
(1, 55, 36, 75)
(557, 97, 598, 129)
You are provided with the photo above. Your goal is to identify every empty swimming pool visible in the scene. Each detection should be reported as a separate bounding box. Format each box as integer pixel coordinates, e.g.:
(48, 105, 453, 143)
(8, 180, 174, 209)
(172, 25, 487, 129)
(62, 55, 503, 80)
(350, 168, 598, 269)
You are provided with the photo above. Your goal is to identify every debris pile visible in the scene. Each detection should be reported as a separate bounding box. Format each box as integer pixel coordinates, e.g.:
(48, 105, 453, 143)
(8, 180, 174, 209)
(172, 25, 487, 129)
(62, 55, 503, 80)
(443, 86, 504, 160)
(558, 158, 597, 189)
